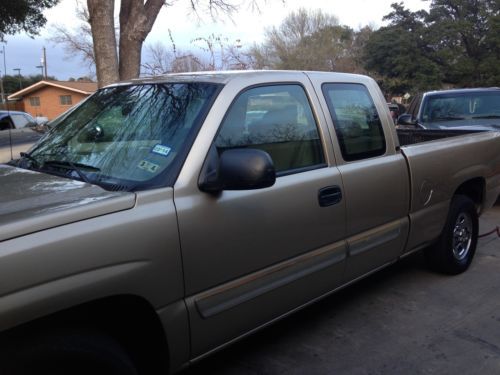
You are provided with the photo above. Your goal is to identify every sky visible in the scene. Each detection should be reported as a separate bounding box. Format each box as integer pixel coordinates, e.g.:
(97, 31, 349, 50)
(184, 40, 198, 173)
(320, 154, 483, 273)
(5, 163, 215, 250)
(1, 0, 430, 81)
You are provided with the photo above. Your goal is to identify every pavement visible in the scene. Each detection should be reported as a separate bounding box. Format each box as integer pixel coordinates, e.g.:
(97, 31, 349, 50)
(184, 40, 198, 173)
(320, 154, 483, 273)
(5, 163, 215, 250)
(185, 203, 500, 375)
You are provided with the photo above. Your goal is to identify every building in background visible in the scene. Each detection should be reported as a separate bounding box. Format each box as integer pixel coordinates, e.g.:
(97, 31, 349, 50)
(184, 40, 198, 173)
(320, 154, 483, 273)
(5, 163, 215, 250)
(7, 81, 97, 120)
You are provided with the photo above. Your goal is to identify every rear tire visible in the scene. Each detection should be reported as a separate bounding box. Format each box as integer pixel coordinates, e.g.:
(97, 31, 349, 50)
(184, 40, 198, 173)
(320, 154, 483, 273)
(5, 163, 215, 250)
(0, 329, 139, 375)
(425, 195, 478, 274)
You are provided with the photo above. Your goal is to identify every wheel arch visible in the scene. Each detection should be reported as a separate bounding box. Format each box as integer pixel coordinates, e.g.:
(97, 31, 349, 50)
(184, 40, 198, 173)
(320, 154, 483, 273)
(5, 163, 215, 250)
(0, 294, 170, 374)
(453, 177, 485, 211)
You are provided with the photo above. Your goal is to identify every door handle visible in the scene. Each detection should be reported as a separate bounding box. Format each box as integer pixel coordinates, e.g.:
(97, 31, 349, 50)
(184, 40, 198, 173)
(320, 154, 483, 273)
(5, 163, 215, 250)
(318, 186, 342, 207)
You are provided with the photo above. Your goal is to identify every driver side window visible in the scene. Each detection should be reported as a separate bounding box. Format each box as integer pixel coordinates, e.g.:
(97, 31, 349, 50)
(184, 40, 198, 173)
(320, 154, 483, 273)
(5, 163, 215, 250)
(215, 84, 325, 174)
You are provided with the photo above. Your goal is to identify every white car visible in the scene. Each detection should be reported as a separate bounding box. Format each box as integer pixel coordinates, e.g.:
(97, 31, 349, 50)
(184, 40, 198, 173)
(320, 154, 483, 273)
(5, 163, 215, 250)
(0, 110, 48, 131)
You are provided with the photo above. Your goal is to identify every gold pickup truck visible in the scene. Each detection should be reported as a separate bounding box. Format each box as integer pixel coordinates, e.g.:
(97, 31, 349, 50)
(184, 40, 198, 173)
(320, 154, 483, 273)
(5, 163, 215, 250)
(0, 71, 499, 374)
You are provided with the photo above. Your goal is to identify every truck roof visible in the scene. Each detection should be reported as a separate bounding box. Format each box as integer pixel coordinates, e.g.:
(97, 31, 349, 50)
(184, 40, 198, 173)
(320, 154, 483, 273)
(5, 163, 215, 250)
(107, 70, 372, 87)
(424, 87, 500, 96)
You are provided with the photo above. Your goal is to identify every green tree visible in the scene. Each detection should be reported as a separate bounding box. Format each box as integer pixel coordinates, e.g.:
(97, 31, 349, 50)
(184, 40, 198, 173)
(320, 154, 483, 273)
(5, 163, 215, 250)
(0, 0, 59, 41)
(363, 3, 443, 94)
(363, 1, 500, 95)
(425, 0, 500, 86)
(2, 74, 58, 95)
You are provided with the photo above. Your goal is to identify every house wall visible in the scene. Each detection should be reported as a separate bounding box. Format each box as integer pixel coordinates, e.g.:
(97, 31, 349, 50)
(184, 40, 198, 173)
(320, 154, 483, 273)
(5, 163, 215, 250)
(23, 86, 89, 120)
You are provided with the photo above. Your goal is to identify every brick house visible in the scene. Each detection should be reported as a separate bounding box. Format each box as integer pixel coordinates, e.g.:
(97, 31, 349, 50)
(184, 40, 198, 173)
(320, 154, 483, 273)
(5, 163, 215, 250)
(8, 80, 97, 120)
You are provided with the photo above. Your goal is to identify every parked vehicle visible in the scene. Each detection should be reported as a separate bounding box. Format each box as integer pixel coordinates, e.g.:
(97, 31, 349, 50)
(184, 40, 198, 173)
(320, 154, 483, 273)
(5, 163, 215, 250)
(398, 88, 500, 131)
(388, 102, 400, 124)
(0, 111, 47, 163)
(1, 71, 499, 374)
(0, 110, 48, 131)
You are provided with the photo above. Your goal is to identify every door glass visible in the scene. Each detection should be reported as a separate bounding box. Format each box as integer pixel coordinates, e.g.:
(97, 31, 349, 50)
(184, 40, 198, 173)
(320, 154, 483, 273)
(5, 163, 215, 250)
(11, 114, 30, 128)
(215, 84, 325, 173)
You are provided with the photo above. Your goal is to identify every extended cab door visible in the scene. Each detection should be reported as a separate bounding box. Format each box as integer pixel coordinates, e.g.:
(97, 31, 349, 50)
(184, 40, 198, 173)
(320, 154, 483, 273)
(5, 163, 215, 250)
(308, 73, 410, 280)
(174, 75, 347, 357)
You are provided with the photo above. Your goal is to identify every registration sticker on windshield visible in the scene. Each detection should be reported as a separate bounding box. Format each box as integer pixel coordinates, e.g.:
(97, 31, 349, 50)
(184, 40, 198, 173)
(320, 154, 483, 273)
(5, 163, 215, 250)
(151, 144, 171, 157)
(138, 160, 160, 173)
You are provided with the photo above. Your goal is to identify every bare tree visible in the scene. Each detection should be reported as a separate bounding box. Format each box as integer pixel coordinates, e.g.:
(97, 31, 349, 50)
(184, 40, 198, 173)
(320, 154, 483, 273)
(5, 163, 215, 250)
(53, 1, 266, 85)
(142, 30, 206, 75)
(191, 34, 249, 70)
(49, 4, 95, 71)
(87, 0, 119, 86)
(249, 8, 367, 73)
(142, 31, 252, 75)
(86, 0, 263, 87)
(142, 41, 174, 75)
(85, 0, 164, 86)
(117, 0, 165, 81)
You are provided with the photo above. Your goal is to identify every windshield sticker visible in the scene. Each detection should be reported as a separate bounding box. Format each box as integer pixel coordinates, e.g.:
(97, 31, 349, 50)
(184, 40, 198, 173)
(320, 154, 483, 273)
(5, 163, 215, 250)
(151, 144, 171, 157)
(138, 160, 160, 173)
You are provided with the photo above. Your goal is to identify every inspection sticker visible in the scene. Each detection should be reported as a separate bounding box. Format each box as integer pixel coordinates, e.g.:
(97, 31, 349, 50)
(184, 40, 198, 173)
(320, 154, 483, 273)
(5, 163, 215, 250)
(151, 144, 171, 157)
(138, 160, 160, 173)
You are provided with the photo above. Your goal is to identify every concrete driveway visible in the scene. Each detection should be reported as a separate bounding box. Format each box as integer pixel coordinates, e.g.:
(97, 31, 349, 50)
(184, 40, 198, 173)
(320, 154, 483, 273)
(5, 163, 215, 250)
(185, 204, 500, 375)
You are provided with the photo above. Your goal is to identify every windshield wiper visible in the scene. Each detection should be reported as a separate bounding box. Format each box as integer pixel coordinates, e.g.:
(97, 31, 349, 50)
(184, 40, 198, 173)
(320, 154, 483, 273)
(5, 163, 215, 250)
(19, 151, 40, 168)
(472, 115, 500, 119)
(434, 116, 465, 121)
(42, 160, 100, 184)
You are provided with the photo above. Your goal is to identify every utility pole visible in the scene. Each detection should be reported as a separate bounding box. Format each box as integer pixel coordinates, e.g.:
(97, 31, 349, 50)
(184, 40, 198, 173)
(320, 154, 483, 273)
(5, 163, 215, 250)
(43, 46, 47, 79)
(0, 44, 6, 104)
(0, 70, 4, 105)
(13, 68, 22, 89)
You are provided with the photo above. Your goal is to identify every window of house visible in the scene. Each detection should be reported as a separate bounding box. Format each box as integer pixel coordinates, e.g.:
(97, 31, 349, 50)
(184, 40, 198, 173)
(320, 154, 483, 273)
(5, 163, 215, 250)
(322, 83, 386, 161)
(215, 84, 325, 174)
(60, 95, 73, 105)
(29, 97, 40, 107)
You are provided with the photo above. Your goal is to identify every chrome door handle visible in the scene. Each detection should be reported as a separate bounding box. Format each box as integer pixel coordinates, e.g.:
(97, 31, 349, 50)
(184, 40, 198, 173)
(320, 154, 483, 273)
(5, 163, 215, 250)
(318, 186, 342, 207)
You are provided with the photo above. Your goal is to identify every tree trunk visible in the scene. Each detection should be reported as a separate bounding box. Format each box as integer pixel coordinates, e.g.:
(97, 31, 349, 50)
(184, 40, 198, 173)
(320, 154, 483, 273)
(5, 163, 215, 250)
(87, 0, 119, 87)
(119, 0, 164, 81)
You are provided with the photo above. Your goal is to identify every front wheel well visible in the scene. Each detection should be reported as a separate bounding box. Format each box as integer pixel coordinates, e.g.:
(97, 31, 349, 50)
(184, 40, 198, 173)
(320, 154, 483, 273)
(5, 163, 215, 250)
(1, 295, 170, 374)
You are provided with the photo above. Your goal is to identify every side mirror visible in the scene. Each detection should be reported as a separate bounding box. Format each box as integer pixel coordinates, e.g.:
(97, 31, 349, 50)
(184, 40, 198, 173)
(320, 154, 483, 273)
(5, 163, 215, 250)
(397, 114, 417, 127)
(199, 147, 276, 193)
(35, 116, 49, 125)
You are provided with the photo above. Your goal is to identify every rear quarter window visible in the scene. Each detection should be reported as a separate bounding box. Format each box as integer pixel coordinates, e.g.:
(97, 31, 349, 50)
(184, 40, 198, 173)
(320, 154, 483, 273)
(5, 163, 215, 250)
(322, 83, 386, 162)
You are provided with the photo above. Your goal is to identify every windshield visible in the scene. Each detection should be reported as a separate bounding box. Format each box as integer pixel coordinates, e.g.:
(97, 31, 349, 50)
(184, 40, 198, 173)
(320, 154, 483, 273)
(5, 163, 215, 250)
(420, 91, 500, 124)
(18, 82, 220, 191)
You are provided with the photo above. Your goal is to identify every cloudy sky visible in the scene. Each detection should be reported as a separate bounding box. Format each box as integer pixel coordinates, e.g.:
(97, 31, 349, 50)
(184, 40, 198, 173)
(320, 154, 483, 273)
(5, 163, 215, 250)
(2, 0, 430, 80)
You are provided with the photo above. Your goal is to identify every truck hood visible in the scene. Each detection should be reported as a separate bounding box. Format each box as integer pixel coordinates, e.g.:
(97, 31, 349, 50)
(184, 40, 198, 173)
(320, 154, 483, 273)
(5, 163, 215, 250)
(0, 164, 136, 242)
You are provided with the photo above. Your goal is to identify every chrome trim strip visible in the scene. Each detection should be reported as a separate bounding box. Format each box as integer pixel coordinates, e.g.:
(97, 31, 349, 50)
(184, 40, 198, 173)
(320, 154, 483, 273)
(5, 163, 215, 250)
(190, 258, 397, 364)
(348, 221, 401, 257)
(194, 241, 346, 318)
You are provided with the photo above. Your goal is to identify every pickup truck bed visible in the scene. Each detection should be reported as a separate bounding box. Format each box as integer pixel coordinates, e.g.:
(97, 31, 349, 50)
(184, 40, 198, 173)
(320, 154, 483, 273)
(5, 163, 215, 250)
(397, 128, 484, 146)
